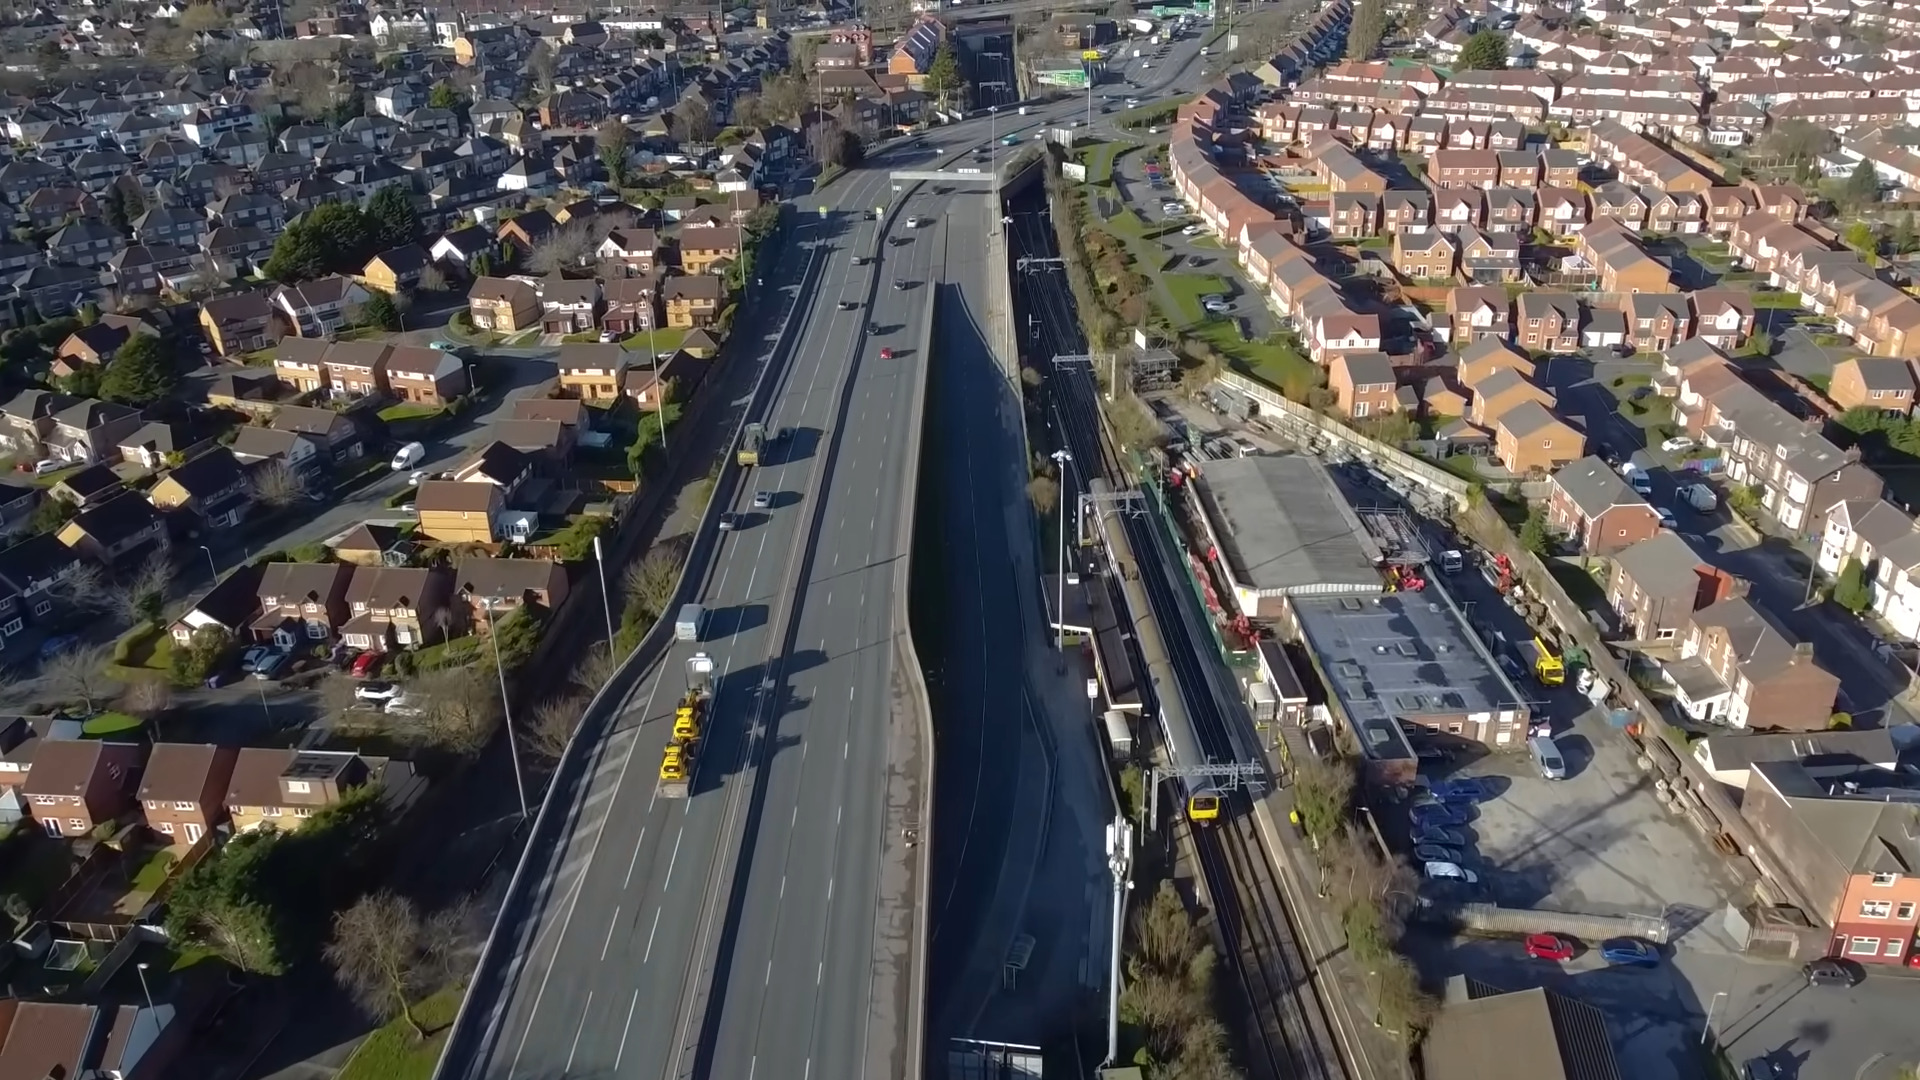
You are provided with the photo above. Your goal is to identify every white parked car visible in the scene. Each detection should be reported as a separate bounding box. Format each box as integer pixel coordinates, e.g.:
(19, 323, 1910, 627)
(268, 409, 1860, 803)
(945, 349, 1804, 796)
(1204, 299, 1231, 314)
(239, 646, 273, 673)
(1181, 224, 1203, 236)
(31, 459, 61, 476)
(355, 681, 400, 702)
(384, 692, 424, 717)
(1660, 436, 1696, 453)
(1423, 861, 1480, 884)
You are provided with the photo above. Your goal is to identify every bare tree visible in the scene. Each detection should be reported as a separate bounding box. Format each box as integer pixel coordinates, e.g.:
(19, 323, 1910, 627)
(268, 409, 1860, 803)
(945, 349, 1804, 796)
(324, 891, 466, 1040)
(121, 676, 174, 720)
(1026, 475, 1059, 516)
(526, 693, 586, 762)
(526, 221, 597, 274)
(416, 263, 449, 294)
(570, 643, 620, 695)
(675, 97, 716, 144)
(248, 460, 309, 508)
(38, 644, 120, 714)
(412, 669, 502, 756)
(114, 551, 174, 626)
(621, 538, 687, 624)
(50, 563, 112, 614)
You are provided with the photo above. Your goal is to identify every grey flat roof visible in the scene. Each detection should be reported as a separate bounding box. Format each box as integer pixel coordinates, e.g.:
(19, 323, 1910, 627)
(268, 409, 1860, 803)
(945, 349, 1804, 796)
(1294, 588, 1521, 724)
(1196, 455, 1383, 595)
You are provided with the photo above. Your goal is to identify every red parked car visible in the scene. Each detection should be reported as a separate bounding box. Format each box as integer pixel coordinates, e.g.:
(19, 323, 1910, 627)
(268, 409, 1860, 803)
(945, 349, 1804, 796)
(1524, 934, 1575, 962)
(350, 652, 385, 680)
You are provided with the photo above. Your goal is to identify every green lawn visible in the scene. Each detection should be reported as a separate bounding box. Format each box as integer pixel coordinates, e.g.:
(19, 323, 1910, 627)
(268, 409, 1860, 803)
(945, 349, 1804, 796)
(1750, 291, 1803, 310)
(128, 849, 176, 893)
(622, 326, 689, 357)
(29, 465, 81, 487)
(1080, 142, 1126, 186)
(1187, 320, 1317, 399)
(1162, 273, 1231, 326)
(337, 987, 464, 1080)
(378, 402, 445, 422)
(81, 712, 143, 737)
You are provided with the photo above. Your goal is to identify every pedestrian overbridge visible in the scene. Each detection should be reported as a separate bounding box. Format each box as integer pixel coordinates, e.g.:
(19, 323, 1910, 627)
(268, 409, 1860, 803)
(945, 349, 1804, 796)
(888, 169, 1002, 186)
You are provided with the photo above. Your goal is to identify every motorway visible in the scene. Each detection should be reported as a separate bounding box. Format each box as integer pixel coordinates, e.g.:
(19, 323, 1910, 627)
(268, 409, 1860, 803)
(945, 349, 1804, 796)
(439, 40, 1220, 1080)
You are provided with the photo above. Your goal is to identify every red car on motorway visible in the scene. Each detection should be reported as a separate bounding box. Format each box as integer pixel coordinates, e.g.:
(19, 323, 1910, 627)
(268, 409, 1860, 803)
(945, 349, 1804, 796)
(1524, 934, 1575, 962)
(880, 347, 895, 359)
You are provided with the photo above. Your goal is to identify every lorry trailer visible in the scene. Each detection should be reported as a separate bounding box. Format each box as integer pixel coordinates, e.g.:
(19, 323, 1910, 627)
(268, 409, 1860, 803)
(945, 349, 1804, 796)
(658, 654, 715, 799)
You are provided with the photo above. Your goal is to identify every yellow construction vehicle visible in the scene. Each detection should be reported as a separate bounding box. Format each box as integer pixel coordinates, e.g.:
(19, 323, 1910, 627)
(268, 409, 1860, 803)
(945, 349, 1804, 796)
(658, 653, 715, 799)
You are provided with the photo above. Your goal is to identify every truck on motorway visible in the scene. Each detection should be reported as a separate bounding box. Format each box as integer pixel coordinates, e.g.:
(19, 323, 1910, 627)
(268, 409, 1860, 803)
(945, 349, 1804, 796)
(658, 654, 715, 799)
(738, 422, 766, 466)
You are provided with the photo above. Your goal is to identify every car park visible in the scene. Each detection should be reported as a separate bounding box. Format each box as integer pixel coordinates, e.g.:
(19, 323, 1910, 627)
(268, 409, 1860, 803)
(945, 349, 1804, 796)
(1600, 938, 1659, 967)
(1524, 933, 1575, 962)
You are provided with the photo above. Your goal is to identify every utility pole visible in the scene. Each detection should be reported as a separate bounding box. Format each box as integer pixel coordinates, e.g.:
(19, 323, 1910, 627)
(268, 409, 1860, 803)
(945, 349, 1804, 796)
(1051, 448, 1072, 649)
(1099, 816, 1134, 1069)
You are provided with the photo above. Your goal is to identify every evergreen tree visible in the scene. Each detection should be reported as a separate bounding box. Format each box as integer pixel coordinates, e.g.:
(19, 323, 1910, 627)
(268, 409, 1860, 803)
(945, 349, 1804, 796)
(264, 202, 377, 282)
(1894, 211, 1920, 256)
(925, 42, 965, 110)
(100, 333, 178, 405)
(359, 290, 402, 331)
(1843, 158, 1883, 211)
(103, 187, 131, 236)
(366, 185, 420, 252)
(1457, 29, 1509, 70)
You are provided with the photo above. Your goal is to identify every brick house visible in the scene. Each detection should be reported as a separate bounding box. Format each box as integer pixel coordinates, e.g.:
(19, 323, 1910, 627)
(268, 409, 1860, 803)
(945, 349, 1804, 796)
(1829, 357, 1916, 415)
(1675, 596, 1841, 730)
(138, 742, 239, 846)
(1329, 352, 1399, 419)
(252, 561, 355, 649)
(1547, 455, 1663, 554)
(1493, 400, 1584, 475)
(24, 739, 144, 837)
(1607, 532, 1743, 641)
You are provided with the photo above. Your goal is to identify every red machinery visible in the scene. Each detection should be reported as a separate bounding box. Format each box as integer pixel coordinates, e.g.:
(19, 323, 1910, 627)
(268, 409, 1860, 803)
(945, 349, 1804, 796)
(1492, 552, 1515, 594)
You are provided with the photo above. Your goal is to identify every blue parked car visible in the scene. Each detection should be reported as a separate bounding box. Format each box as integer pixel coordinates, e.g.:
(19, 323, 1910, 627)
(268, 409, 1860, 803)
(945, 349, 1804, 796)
(1429, 778, 1492, 803)
(1411, 803, 1472, 828)
(1600, 938, 1659, 968)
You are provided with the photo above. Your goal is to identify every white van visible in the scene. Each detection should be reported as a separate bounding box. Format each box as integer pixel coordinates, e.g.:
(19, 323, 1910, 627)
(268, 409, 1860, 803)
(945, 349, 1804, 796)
(1529, 734, 1567, 780)
(390, 442, 426, 471)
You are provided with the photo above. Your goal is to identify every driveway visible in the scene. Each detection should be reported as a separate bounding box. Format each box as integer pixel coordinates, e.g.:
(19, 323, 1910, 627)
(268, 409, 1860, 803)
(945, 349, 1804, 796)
(1773, 323, 1847, 380)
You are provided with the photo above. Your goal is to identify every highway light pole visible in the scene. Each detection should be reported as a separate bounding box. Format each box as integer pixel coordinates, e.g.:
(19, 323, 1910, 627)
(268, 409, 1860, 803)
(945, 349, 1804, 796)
(473, 592, 529, 818)
(1100, 816, 1134, 1069)
(1050, 448, 1071, 650)
(592, 534, 616, 660)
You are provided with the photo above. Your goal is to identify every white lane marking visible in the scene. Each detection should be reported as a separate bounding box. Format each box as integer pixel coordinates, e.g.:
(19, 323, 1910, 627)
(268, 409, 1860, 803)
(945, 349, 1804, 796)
(781, 874, 787, 898)
(503, 663, 655, 1078)
(663, 827, 684, 890)
(644, 908, 661, 963)
(817, 961, 824, 985)
(564, 991, 593, 1075)
(614, 989, 640, 1072)
(600, 906, 619, 962)
(622, 826, 647, 889)
(766, 959, 774, 985)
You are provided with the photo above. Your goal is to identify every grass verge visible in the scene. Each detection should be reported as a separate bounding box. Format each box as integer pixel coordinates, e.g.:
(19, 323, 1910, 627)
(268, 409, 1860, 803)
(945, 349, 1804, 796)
(336, 986, 464, 1080)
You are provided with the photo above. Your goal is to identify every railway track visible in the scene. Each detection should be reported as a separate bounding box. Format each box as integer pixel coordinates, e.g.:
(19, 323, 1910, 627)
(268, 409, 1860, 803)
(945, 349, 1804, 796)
(1006, 190, 1349, 1080)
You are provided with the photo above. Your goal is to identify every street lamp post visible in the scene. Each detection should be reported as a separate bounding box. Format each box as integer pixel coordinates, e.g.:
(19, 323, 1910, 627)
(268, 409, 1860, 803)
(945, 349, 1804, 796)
(198, 545, 217, 584)
(472, 592, 529, 817)
(1700, 990, 1728, 1046)
(592, 535, 616, 660)
(1050, 449, 1072, 650)
(1099, 816, 1133, 1068)
(135, 962, 160, 1043)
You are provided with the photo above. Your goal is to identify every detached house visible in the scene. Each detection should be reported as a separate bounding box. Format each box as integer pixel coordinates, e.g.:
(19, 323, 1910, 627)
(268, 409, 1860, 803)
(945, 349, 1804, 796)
(24, 739, 144, 838)
(139, 743, 239, 846)
(557, 343, 628, 401)
(274, 276, 370, 339)
(679, 227, 742, 275)
(468, 277, 541, 333)
(199, 290, 286, 357)
(385, 346, 469, 405)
